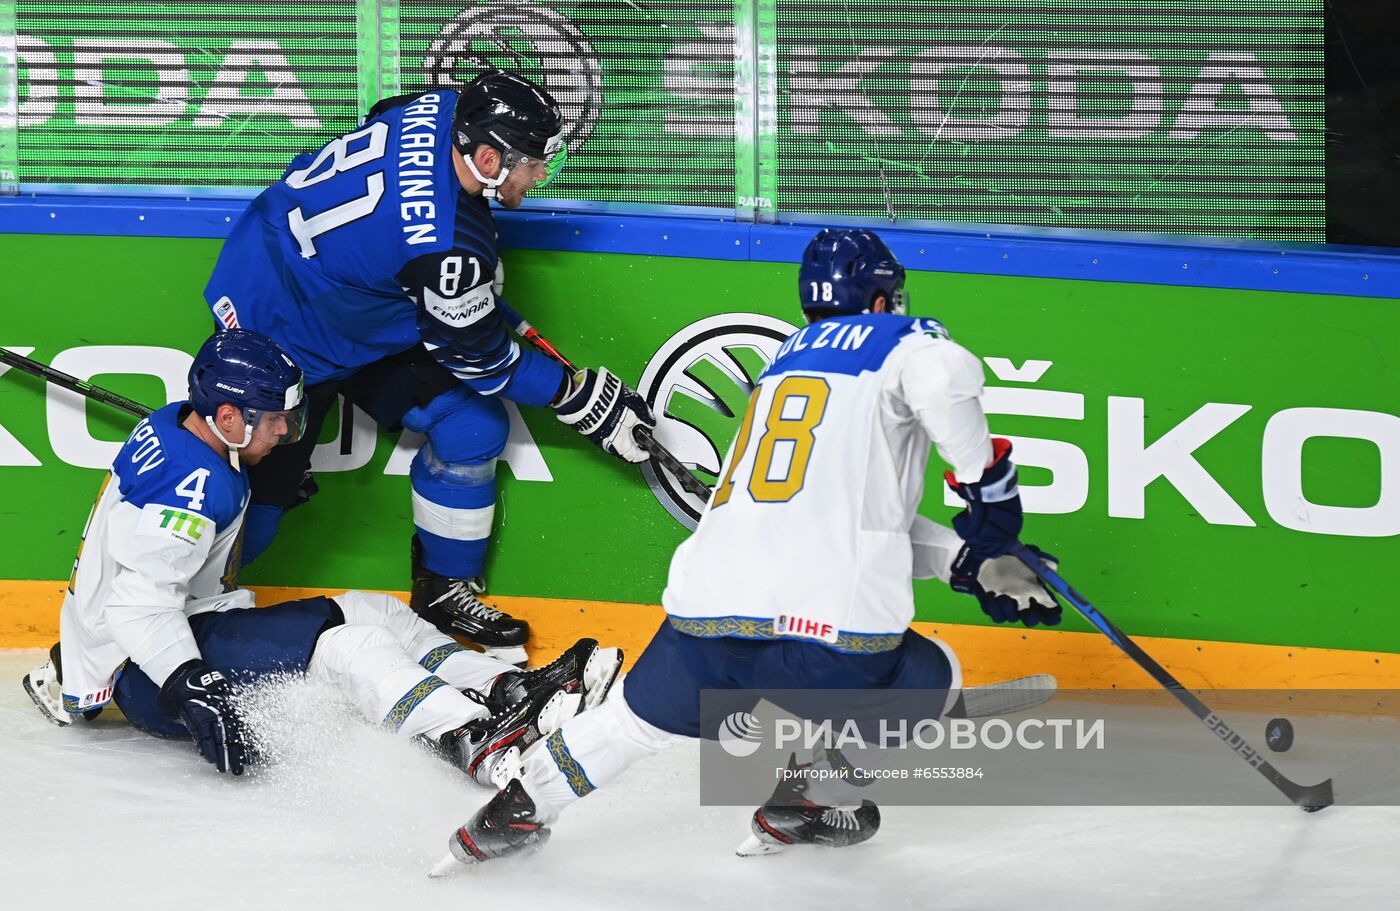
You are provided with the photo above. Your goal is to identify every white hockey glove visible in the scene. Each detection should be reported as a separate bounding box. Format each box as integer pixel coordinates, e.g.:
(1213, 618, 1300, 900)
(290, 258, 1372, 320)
(974, 548, 1062, 628)
(553, 367, 656, 463)
(493, 259, 506, 298)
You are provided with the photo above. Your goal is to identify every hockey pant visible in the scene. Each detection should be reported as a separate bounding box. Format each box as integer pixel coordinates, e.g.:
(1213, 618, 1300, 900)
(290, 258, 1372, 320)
(242, 346, 507, 582)
(520, 619, 961, 820)
(114, 592, 521, 743)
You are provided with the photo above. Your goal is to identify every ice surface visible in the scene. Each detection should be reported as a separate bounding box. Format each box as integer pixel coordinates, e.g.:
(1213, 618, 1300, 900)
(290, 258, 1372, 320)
(2, 649, 1397, 910)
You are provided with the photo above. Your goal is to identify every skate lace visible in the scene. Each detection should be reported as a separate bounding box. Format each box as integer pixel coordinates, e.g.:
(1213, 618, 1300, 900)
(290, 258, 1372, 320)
(439, 581, 506, 621)
(820, 808, 861, 830)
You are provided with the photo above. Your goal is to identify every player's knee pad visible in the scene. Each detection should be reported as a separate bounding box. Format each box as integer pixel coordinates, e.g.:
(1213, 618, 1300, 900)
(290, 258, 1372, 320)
(889, 630, 963, 697)
(334, 590, 414, 626)
(309, 623, 405, 679)
(405, 386, 510, 465)
(333, 590, 447, 656)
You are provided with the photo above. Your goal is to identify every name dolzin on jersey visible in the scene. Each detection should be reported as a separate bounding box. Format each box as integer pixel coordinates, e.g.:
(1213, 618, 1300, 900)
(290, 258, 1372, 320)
(398, 93, 444, 247)
(772, 321, 874, 360)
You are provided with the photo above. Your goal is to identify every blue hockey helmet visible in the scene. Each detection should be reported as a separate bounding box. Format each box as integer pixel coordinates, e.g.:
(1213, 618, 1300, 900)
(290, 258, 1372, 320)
(188, 329, 307, 449)
(798, 228, 907, 322)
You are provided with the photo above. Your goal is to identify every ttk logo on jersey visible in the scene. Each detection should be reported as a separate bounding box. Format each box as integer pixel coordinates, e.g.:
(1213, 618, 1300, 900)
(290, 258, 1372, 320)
(159, 509, 208, 541)
(424, 2, 603, 154)
(636, 313, 800, 530)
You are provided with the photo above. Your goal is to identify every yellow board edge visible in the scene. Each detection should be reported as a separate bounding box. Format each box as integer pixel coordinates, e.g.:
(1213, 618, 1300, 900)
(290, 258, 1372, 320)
(3, 579, 1397, 690)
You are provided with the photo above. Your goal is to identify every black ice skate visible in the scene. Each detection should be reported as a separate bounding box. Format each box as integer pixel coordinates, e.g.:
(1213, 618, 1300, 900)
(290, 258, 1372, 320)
(410, 536, 530, 666)
(736, 753, 882, 856)
(430, 779, 550, 874)
(485, 637, 624, 716)
(431, 683, 569, 787)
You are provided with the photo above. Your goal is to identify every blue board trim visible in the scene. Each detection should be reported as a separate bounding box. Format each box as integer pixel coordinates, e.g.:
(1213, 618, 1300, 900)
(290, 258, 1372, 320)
(2, 194, 1397, 299)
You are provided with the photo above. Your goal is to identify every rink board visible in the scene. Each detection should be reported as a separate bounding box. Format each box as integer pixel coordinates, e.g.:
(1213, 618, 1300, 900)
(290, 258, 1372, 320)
(1, 211, 1399, 668)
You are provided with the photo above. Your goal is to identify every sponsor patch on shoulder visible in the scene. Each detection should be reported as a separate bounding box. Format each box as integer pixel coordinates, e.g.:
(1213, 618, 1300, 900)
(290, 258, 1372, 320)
(213, 296, 240, 329)
(137, 502, 212, 546)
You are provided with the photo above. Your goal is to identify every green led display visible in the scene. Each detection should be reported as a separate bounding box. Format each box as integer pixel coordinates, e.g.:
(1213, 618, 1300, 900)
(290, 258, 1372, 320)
(13, 0, 1323, 241)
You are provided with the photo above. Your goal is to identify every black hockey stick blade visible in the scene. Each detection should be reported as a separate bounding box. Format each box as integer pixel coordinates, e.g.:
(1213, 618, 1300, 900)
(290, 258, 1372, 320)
(633, 426, 713, 501)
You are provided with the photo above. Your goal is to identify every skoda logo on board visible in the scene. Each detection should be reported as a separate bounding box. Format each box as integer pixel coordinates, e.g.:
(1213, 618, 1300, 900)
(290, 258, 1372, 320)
(636, 313, 798, 530)
(425, 2, 603, 153)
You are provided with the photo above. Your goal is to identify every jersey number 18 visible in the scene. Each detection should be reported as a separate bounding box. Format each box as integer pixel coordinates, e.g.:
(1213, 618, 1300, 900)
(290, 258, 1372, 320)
(712, 375, 831, 508)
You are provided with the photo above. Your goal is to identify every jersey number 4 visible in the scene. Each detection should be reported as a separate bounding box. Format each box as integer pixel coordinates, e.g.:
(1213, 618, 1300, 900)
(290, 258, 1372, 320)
(285, 121, 390, 259)
(712, 375, 831, 508)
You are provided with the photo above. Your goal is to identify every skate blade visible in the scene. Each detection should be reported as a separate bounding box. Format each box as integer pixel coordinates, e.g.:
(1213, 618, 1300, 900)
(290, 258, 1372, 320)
(735, 833, 786, 857)
(481, 645, 528, 668)
(535, 689, 571, 740)
(428, 851, 466, 878)
(580, 647, 624, 713)
(22, 668, 74, 727)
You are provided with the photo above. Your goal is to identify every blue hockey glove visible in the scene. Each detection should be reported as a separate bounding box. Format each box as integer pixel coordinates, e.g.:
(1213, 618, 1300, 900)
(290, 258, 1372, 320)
(158, 660, 248, 775)
(945, 437, 1023, 560)
(956, 546, 1062, 628)
(553, 367, 656, 463)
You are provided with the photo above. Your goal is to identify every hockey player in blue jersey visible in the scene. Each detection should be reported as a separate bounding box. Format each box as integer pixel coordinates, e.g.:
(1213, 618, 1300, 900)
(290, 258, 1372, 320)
(432, 228, 1063, 868)
(204, 71, 655, 665)
(22, 329, 623, 783)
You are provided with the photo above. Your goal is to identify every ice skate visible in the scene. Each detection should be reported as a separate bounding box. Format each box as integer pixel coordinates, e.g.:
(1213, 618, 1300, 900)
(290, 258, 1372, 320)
(430, 779, 550, 875)
(736, 753, 881, 856)
(22, 643, 76, 726)
(410, 536, 529, 666)
(486, 637, 624, 715)
(431, 683, 569, 786)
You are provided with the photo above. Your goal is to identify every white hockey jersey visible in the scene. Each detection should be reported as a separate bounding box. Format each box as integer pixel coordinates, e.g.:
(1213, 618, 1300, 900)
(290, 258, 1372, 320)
(58, 403, 253, 713)
(662, 313, 991, 653)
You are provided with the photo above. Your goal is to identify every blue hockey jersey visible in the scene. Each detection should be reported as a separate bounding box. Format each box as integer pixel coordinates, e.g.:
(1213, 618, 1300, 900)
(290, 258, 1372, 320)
(205, 90, 565, 405)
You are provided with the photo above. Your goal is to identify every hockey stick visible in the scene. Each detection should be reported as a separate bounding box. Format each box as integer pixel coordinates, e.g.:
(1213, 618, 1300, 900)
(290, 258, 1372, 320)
(951, 673, 1058, 719)
(0, 346, 152, 418)
(501, 316, 715, 501)
(1011, 542, 1334, 812)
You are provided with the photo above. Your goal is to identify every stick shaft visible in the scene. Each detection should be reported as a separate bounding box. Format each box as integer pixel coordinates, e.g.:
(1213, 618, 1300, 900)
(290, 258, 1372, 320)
(1011, 543, 1332, 810)
(0, 347, 152, 418)
(503, 319, 713, 500)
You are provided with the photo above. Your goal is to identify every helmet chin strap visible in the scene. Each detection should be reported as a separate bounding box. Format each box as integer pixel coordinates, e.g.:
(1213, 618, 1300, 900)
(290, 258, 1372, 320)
(464, 152, 511, 201)
(207, 415, 253, 470)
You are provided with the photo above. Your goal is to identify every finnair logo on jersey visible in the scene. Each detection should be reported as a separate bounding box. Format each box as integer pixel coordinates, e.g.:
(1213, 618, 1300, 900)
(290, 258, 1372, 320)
(425, 286, 494, 327)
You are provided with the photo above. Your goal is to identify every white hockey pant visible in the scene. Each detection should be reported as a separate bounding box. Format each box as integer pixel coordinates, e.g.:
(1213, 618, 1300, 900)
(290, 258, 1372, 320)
(307, 590, 520, 740)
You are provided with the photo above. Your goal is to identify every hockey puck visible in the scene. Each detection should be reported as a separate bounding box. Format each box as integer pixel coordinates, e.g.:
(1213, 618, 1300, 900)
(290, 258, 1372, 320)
(1266, 717, 1294, 752)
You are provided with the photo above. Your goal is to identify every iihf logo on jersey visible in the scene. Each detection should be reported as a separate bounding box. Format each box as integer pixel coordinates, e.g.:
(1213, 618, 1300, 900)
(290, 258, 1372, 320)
(717, 711, 765, 758)
(635, 313, 799, 529)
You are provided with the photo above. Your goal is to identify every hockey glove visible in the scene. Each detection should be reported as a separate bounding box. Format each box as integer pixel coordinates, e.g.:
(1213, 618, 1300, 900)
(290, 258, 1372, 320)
(157, 660, 248, 775)
(945, 437, 1023, 559)
(966, 546, 1063, 628)
(553, 367, 656, 463)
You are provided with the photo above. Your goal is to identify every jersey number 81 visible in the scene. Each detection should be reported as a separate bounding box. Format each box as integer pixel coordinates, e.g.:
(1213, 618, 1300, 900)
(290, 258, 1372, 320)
(712, 375, 830, 508)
